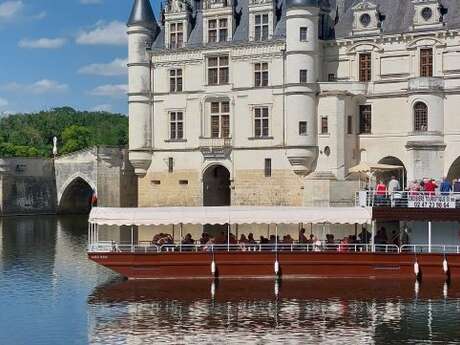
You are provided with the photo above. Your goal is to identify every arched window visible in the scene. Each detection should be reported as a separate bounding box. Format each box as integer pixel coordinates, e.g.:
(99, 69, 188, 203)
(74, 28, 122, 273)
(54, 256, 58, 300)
(414, 102, 428, 132)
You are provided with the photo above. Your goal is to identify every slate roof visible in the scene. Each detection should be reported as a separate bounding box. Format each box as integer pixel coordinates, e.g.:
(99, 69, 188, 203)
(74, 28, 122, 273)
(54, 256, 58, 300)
(139, 0, 460, 50)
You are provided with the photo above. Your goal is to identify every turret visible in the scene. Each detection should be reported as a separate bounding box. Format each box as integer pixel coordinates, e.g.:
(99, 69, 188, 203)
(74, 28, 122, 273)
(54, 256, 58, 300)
(127, 0, 160, 176)
(284, 0, 320, 175)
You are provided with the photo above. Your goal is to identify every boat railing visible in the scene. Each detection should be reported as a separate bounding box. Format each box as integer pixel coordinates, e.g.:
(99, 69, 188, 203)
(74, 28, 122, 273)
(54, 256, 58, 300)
(355, 190, 460, 209)
(88, 242, 399, 253)
(400, 244, 460, 254)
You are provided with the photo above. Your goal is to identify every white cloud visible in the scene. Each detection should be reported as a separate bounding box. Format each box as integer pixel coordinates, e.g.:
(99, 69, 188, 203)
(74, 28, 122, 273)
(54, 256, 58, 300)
(90, 84, 128, 98)
(80, 0, 102, 4)
(78, 57, 127, 76)
(76, 21, 127, 46)
(0, 1, 23, 19)
(2, 79, 69, 94)
(18, 37, 66, 49)
(0, 97, 8, 107)
(91, 104, 112, 112)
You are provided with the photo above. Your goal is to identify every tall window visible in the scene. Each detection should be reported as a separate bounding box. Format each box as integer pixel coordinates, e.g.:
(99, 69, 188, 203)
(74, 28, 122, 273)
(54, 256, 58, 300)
(169, 22, 183, 48)
(210, 101, 230, 138)
(414, 102, 428, 132)
(208, 18, 228, 43)
(420, 48, 433, 77)
(169, 111, 184, 140)
(254, 14, 269, 41)
(168, 157, 174, 173)
(264, 158, 272, 177)
(299, 121, 307, 136)
(254, 107, 269, 138)
(359, 53, 372, 82)
(254, 62, 268, 87)
(359, 105, 372, 134)
(169, 69, 183, 92)
(300, 27, 308, 41)
(300, 69, 308, 83)
(208, 56, 229, 85)
(321, 116, 328, 134)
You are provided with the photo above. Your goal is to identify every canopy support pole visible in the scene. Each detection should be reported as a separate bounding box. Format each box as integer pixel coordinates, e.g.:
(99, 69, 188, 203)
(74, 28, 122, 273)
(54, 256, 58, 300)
(180, 223, 183, 252)
(371, 220, 376, 252)
(428, 221, 432, 253)
(227, 223, 230, 252)
(130, 225, 134, 253)
(275, 224, 278, 252)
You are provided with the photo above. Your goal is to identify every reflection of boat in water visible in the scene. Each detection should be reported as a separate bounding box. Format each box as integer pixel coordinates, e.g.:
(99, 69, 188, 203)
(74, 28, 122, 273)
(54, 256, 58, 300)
(88, 205, 460, 280)
(89, 278, 460, 304)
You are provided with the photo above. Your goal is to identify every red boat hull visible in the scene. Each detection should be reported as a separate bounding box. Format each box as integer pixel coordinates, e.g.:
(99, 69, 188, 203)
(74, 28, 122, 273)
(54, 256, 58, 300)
(88, 251, 460, 280)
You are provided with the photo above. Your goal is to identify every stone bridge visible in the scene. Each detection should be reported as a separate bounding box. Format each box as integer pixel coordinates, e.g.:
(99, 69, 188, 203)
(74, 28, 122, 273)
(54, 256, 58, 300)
(55, 146, 137, 214)
(0, 146, 137, 216)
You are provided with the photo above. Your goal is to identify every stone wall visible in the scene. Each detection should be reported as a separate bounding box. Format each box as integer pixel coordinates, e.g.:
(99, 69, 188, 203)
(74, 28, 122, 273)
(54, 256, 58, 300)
(0, 158, 57, 216)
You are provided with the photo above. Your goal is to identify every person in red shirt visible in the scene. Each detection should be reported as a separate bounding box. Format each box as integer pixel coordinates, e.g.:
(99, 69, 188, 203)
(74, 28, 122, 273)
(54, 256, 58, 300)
(424, 178, 437, 195)
(375, 180, 387, 206)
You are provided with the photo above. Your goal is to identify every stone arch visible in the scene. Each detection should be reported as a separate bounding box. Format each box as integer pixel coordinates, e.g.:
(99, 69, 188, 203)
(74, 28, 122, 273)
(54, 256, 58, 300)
(58, 175, 95, 214)
(377, 156, 407, 189)
(202, 164, 231, 207)
(447, 157, 460, 182)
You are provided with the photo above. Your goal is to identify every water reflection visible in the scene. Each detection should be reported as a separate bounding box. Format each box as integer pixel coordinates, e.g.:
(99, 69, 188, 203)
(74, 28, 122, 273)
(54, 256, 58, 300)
(88, 279, 460, 345)
(1, 215, 460, 345)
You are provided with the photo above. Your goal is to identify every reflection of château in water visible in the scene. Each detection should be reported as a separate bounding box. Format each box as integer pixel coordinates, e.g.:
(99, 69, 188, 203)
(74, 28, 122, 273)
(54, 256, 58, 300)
(88, 279, 460, 344)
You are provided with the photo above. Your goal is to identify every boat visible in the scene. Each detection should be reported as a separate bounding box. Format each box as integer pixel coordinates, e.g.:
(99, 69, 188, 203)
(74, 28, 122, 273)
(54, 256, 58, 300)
(87, 191, 460, 280)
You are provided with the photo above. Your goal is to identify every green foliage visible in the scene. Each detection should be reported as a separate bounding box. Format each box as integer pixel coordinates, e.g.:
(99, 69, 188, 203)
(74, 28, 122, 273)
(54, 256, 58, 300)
(0, 107, 128, 157)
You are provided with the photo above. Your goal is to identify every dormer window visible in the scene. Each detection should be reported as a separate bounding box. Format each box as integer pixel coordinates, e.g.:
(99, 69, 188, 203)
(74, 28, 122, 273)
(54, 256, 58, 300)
(411, 0, 445, 30)
(208, 18, 228, 43)
(169, 22, 184, 48)
(352, 1, 383, 35)
(254, 14, 269, 41)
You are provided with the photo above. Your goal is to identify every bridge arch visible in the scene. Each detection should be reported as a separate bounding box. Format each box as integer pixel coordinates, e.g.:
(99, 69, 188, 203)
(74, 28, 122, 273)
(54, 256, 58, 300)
(58, 174, 96, 214)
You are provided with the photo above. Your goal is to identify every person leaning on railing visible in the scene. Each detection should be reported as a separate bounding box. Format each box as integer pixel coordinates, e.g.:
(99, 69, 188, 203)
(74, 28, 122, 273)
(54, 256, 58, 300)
(375, 180, 387, 206)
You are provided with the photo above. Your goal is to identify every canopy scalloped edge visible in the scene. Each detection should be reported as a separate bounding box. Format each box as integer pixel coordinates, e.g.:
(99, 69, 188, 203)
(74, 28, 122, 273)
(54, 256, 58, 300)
(88, 206, 373, 226)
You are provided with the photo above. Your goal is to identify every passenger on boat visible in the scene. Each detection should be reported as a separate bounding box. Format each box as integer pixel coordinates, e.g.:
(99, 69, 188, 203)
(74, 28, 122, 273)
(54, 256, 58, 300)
(215, 231, 226, 244)
(181, 234, 195, 250)
(260, 236, 269, 244)
(247, 233, 256, 244)
(199, 232, 210, 245)
(298, 228, 309, 244)
(408, 180, 420, 195)
(337, 237, 348, 252)
(375, 180, 387, 206)
(358, 228, 371, 244)
(326, 234, 335, 245)
(388, 176, 400, 193)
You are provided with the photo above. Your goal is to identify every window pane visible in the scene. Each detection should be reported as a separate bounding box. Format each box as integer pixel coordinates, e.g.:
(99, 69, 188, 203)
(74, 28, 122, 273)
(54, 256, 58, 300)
(170, 77, 176, 92)
(170, 112, 176, 121)
(177, 77, 182, 92)
(219, 29, 227, 42)
(221, 101, 230, 113)
(209, 30, 217, 42)
(177, 23, 183, 30)
(255, 26, 261, 41)
(262, 25, 268, 40)
(209, 20, 216, 28)
(170, 70, 176, 77)
(219, 56, 228, 66)
(299, 121, 307, 135)
(262, 14, 268, 24)
(265, 158, 271, 177)
(262, 71, 268, 86)
(208, 69, 217, 84)
(262, 107, 268, 117)
(255, 15, 261, 25)
(177, 122, 183, 139)
(359, 53, 371, 82)
(208, 57, 218, 67)
(211, 102, 219, 113)
(262, 119, 269, 136)
(211, 116, 220, 138)
(255, 72, 261, 87)
(359, 105, 372, 134)
(254, 108, 260, 117)
(221, 115, 230, 138)
(220, 67, 228, 84)
(177, 112, 183, 120)
(255, 119, 261, 137)
(177, 33, 183, 47)
(170, 122, 176, 139)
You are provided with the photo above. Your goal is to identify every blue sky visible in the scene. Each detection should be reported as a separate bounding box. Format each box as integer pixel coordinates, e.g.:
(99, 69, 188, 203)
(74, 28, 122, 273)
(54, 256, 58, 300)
(0, 0, 161, 115)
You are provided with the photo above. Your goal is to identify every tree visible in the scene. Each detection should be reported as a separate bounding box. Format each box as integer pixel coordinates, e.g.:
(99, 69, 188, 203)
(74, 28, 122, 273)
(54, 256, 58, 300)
(61, 125, 92, 154)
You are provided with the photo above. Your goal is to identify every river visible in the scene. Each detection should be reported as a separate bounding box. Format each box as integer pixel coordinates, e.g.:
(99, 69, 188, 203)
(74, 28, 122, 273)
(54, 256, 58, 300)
(1, 215, 460, 345)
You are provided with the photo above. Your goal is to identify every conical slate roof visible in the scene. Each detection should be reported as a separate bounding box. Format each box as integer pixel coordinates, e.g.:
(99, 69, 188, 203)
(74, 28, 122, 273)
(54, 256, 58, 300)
(127, 0, 159, 33)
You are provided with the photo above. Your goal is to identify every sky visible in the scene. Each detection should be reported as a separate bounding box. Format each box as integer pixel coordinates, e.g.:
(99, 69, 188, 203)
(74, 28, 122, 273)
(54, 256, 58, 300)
(0, 0, 161, 116)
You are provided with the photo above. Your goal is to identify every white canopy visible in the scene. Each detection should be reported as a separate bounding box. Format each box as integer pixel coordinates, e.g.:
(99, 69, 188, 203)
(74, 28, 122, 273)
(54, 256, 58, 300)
(89, 206, 372, 226)
(349, 162, 404, 173)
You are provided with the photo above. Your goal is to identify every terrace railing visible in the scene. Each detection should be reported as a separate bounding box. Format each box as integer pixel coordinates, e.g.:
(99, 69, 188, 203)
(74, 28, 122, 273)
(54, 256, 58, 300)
(355, 191, 460, 209)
